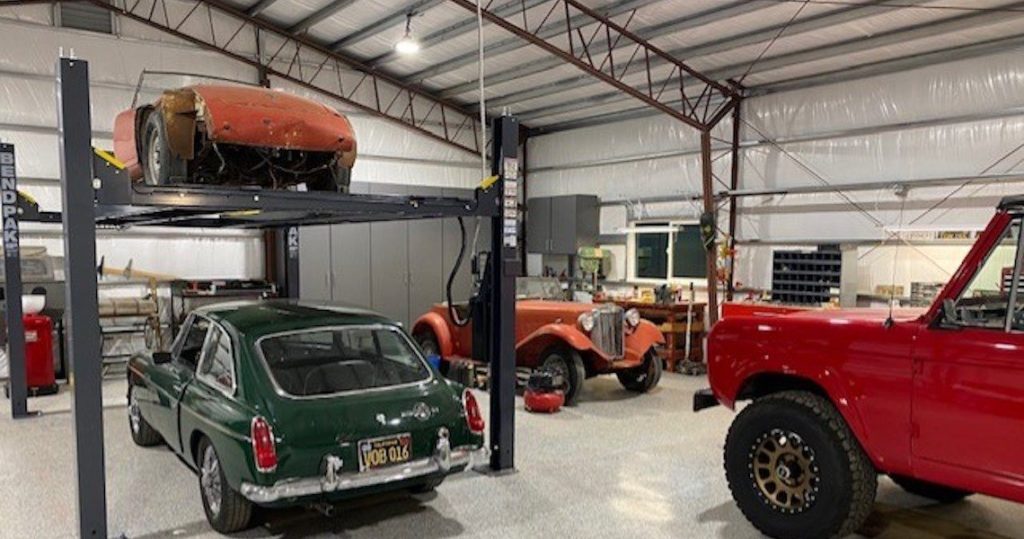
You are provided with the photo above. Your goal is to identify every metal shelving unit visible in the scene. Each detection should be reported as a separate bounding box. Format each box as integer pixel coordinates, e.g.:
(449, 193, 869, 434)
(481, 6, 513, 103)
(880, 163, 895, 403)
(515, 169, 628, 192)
(771, 248, 842, 305)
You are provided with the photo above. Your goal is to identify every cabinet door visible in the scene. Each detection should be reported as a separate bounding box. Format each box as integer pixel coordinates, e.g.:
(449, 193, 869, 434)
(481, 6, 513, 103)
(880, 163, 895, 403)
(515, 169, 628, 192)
(549, 196, 578, 255)
(526, 197, 551, 254)
(298, 225, 331, 300)
(369, 184, 410, 324)
(330, 223, 371, 307)
(408, 187, 444, 323)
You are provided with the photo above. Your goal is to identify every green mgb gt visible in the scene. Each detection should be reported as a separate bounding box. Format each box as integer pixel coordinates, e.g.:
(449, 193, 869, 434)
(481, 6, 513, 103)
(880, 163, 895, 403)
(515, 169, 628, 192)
(127, 300, 486, 533)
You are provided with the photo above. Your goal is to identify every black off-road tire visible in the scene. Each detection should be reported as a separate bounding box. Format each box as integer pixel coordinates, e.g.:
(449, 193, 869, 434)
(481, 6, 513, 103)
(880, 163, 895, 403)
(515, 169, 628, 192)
(540, 347, 586, 406)
(410, 476, 445, 494)
(197, 437, 254, 534)
(141, 111, 187, 186)
(724, 391, 877, 539)
(127, 383, 162, 447)
(616, 349, 663, 393)
(890, 475, 972, 504)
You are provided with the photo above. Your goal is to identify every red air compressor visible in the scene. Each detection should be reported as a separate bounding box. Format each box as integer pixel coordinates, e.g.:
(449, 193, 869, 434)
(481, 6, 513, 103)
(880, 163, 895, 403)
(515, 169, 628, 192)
(23, 313, 58, 395)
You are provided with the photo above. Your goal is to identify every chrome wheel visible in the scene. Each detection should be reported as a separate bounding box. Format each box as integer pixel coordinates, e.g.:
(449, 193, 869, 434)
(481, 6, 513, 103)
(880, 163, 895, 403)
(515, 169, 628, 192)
(750, 428, 820, 514)
(146, 128, 162, 184)
(128, 388, 141, 435)
(201, 445, 223, 517)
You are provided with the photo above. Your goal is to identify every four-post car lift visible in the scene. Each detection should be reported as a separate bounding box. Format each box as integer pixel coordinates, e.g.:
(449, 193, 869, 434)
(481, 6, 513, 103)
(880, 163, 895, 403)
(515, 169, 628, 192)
(54, 57, 519, 537)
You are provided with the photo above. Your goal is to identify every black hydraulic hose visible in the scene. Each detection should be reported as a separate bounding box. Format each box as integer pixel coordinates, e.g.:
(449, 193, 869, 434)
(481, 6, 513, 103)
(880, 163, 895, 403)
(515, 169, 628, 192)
(447, 216, 471, 327)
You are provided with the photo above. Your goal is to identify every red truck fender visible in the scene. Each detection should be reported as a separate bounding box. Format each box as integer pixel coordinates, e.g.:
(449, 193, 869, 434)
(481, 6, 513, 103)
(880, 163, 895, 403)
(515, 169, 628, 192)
(411, 312, 456, 358)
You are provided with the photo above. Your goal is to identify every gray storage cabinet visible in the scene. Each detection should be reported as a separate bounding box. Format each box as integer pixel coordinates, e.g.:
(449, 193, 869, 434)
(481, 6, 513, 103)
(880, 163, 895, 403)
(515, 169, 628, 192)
(299, 182, 478, 326)
(526, 194, 599, 255)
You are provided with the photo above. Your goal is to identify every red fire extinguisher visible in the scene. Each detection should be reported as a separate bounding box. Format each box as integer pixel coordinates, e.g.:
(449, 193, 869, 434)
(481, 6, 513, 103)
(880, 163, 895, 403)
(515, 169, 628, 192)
(23, 313, 57, 396)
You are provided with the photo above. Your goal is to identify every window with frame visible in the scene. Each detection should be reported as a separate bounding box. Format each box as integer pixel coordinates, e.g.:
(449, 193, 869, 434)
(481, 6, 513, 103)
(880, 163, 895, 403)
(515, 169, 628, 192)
(176, 316, 210, 370)
(199, 325, 235, 393)
(631, 222, 707, 281)
(949, 220, 1022, 330)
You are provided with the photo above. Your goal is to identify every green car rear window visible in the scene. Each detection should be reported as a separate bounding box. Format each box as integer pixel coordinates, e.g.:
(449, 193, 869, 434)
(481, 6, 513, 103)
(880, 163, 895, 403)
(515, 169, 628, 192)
(258, 325, 431, 397)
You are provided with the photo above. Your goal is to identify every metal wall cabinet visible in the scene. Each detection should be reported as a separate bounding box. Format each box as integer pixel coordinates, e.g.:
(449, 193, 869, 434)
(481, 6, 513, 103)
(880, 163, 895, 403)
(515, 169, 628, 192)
(298, 182, 478, 327)
(526, 195, 599, 255)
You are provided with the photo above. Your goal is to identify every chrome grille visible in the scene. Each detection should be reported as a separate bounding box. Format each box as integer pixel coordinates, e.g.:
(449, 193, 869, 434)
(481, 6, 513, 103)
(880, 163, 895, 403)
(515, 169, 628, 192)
(591, 305, 625, 359)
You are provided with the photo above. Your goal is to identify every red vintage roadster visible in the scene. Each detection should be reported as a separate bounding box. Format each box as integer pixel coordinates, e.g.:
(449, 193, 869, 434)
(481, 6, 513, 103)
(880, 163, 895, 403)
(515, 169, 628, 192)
(113, 84, 356, 191)
(412, 277, 665, 405)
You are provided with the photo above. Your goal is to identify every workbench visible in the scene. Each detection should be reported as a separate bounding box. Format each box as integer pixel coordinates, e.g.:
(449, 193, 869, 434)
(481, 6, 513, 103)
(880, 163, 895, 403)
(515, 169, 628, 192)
(601, 300, 706, 374)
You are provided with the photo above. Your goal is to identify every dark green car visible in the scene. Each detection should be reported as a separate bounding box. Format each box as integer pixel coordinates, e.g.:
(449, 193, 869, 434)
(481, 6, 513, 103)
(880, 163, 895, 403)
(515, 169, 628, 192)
(127, 300, 487, 533)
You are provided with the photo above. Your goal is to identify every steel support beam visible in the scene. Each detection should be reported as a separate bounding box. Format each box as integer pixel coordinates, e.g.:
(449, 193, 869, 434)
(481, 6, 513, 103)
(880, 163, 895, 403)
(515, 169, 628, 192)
(480, 0, 928, 107)
(1, 143, 29, 420)
(515, 0, 1020, 124)
(413, 0, 659, 83)
(246, 0, 279, 16)
(329, 0, 443, 51)
(726, 102, 741, 302)
(448, 0, 739, 132)
(488, 114, 520, 472)
(286, 0, 358, 34)
(94, 0, 484, 155)
(58, 56, 108, 539)
(700, 131, 718, 325)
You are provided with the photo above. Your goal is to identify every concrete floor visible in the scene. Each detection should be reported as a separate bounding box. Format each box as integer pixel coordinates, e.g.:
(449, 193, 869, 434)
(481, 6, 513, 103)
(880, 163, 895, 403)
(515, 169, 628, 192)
(1, 374, 1022, 538)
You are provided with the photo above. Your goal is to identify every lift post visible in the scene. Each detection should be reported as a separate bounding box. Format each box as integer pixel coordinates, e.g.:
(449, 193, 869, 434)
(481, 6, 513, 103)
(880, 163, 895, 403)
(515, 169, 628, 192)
(57, 56, 109, 539)
(488, 115, 520, 472)
(1, 143, 29, 419)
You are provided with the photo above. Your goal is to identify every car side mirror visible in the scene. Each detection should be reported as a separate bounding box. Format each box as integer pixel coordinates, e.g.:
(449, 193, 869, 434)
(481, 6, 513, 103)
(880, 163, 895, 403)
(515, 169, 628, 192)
(941, 299, 959, 326)
(153, 351, 173, 365)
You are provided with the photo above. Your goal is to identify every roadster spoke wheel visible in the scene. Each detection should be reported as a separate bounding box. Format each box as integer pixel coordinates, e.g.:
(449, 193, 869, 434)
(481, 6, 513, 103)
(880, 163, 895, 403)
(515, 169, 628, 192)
(201, 446, 223, 517)
(750, 428, 820, 514)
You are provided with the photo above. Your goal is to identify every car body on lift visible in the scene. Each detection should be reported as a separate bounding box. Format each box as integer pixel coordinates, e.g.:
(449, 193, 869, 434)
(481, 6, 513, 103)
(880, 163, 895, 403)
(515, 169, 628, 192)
(413, 277, 665, 405)
(126, 300, 485, 533)
(697, 196, 1024, 539)
(113, 84, 357, 191)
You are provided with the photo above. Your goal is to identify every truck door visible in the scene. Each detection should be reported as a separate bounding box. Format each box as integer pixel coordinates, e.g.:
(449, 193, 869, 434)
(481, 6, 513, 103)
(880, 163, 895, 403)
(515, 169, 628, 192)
(147, 314, 208, 450)
(913, 217, 1024, 482)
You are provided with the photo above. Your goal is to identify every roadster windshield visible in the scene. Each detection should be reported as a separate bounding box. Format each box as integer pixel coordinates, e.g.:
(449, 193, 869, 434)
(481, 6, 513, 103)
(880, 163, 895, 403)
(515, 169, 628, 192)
(516, 277, 563, 300)
(258, 325, 431, 397)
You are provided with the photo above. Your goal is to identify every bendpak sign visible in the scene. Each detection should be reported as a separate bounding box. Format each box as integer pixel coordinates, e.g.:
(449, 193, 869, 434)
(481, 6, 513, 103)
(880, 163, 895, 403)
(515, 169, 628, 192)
(0, 143, 17, 256)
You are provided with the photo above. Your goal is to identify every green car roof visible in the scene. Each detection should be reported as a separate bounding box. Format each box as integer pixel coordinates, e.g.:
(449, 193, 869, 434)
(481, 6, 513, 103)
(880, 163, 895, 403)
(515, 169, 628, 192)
(196, 300, 396, 338)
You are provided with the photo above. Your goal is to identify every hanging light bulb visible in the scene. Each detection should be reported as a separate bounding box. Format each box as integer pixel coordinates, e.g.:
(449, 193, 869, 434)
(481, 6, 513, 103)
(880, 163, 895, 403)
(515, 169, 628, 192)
(395, 13, 420, 55)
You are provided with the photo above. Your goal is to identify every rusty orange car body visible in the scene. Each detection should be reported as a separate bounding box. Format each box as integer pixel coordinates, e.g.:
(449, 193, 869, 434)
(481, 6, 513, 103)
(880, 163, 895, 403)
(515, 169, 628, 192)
(412, 278, 665, 404)
(113, 84, 356, 190)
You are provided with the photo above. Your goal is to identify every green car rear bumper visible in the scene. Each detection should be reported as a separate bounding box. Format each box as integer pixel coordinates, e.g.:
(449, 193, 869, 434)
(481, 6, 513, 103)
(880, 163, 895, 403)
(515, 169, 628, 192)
(239, 438, 486, 504)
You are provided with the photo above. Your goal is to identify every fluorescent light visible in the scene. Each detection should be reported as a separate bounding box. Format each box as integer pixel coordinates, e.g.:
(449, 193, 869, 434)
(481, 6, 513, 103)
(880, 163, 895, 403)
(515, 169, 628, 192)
(395, 34, 420, 55)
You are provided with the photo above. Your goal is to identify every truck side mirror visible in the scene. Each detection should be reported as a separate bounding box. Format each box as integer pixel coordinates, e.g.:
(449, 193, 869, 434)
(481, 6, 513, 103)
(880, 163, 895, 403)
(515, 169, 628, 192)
(153, 351, 173, 365)
(941, 299, 959, 326)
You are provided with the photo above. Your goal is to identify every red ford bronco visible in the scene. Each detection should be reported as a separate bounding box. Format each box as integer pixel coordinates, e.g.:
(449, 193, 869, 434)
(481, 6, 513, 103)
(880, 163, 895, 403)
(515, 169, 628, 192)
(696, 196, 1024, 538)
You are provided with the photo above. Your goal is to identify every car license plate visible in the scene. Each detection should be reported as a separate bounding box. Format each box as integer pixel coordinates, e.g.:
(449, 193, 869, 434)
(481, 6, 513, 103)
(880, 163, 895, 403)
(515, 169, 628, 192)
(358, 433, 412, 471)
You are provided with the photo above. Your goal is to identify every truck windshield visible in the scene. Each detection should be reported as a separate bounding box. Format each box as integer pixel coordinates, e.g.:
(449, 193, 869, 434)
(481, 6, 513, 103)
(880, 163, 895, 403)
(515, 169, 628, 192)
(258, 325, 431, 397)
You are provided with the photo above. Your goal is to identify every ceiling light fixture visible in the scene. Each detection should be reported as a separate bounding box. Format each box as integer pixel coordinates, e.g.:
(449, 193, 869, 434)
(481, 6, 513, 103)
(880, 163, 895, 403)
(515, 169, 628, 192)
(395, 12, 420, 55)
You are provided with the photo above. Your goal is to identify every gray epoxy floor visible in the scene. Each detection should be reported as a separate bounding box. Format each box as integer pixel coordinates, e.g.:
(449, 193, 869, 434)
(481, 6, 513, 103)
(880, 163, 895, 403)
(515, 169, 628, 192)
(2, 374, 1022, 538)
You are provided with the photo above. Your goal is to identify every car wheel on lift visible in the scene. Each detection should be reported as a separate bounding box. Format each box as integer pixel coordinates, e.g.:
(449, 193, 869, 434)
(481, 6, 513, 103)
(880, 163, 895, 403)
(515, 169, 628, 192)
(540, 347, 585, 406)
(890, 475, 972, 503)
(616, 349, 662, 393)
(127, 383, 162, 447)
(197, 437, 254, 534)
(141, 111, 186, 186)
(724, 391, 877, 539)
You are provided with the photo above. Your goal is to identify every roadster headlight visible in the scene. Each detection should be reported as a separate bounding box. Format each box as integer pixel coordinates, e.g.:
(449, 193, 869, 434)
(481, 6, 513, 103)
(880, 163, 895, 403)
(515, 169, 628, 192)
(625, 308, 641, 327)
(577, 311, 595, 332)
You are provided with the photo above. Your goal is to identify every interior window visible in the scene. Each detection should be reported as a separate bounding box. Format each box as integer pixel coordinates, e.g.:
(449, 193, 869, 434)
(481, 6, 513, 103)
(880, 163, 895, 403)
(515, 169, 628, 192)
(177, 316, 210, 370)
(950, 221, 1021, 329)
(199, 325, 235, 392)
(635, 224, 669, 279)
(672, 225, 707, 279)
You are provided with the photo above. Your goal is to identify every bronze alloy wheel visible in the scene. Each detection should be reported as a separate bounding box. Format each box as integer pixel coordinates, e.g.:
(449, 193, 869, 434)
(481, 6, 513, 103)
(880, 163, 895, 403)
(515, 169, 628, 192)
(750, 428, 820, 514)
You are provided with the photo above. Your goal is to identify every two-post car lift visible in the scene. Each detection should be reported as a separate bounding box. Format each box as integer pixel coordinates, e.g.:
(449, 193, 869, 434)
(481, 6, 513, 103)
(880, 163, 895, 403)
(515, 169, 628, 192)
(53, 57, 519, 537)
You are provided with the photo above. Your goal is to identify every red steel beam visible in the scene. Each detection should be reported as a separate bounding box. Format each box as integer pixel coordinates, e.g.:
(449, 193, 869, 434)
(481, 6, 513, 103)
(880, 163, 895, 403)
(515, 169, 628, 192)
(447, 0, 740, 132)
(90, 0, 483, 155)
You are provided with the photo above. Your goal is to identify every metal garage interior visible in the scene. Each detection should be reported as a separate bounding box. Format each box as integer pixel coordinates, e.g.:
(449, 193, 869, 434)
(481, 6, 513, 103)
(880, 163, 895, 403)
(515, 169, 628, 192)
(2, 0, 1024, 538)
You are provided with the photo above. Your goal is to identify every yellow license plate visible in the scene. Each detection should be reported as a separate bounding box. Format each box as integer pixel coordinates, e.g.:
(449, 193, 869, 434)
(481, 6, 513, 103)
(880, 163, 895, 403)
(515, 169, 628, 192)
(358, 433, 412, 471)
